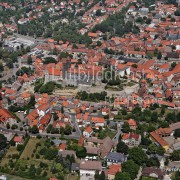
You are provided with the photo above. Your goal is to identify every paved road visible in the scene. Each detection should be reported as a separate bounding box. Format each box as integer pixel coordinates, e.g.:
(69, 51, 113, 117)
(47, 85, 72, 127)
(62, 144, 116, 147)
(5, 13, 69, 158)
(14, 33, 46, 44)
(112, 122, 123, 144)
(70, 113, 82, 137)
(0, 125, 80, 140)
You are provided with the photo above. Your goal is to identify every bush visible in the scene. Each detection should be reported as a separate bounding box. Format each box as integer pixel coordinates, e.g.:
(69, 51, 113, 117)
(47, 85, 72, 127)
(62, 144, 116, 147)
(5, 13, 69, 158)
(36, 154, 40, 159)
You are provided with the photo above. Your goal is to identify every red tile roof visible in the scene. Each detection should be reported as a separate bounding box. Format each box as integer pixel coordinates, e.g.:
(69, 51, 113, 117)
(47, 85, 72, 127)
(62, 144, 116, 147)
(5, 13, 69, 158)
(108, 164, 121, 175)
(0, 108, 15, 123)
(14, 136, 23, 143)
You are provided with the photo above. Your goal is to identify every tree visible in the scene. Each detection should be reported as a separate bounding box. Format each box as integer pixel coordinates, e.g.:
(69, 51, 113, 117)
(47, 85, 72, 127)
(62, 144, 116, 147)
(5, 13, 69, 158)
(6, 59, 13, 69)
(132, 64, 138, 68)
(0, 62, 4, 71)
(174, 10, 180, 16)
(17, 144, 24, 151)
(122, 122, 131, 133)
(0, 134, 7, 150)
(27, 55, 32, 65)
(44, 149, 58, 160)
(171, 62, 177, 70)
(174, 129, 180, 139)
(151, 112, 158, 122)
(128, 147, 148, 165)
(157, 52, 162, 60)
(43, 57, 56, 64)
(96, 9, 102, 16)
(146, 157, 160, 167)
(117, 141, 129, 155)
(6, 123, 10, 129)
(99, 171, 105, 180)
(76, 147, 87, 158)
(30, 125, 39, 134)
(160, 107, 165, 116)
(147, 144, 165, 156)
(170, 150, 180, 161)
(122, 160, 139, 179)
(97, 41, 102, 46)
(64, 125, 72, 135)
(115, 172, 131, 180)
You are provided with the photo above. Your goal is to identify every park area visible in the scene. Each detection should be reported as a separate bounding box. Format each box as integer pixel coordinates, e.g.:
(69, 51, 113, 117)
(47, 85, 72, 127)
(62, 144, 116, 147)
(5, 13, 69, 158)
(0, 137, 76, 180)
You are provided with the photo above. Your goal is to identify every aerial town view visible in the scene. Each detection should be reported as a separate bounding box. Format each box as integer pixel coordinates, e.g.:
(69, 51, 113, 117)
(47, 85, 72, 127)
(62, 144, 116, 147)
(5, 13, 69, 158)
(0, 0, 180, 179)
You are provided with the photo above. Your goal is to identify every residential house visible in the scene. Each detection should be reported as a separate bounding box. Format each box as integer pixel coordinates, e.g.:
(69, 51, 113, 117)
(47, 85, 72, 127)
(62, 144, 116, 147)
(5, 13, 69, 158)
(122, 133, 141, 147)
(83, 126, 93, 138)
(37, 103, 51, 117)
(141, 167, 165, 180)
(98, 137, 114, 158)
(58, 150, 76, 159)
(86, 137, 114, 158)
(150, 127, 171, 151)
(0, 108, 17, 126)
(13, 136, 24, 147)
(106, 152, 127, 165)
(91, 116, 105, 127)
(116, 64, 131, 77)
(71, 163, 80, 173)
(127, 119, 137, 130)
(107, 164, 122, 180)
(59, 143, 67, 151)
(79, 160, 102, 178)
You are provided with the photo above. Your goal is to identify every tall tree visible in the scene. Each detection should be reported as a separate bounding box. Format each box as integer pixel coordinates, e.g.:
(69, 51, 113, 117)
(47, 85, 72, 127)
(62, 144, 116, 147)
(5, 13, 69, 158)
(128, 147, 148, 165)
(116, 141, 129, 155)
(122, 160, 139, 179)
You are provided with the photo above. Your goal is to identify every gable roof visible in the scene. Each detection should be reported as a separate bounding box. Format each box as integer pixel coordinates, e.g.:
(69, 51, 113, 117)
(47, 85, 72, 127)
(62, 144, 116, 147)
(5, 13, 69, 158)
(0, 108, 15, 123)
(80, 160, 102, 171)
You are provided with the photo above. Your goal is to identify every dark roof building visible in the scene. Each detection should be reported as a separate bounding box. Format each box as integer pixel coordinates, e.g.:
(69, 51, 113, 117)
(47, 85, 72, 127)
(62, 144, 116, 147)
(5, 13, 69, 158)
(142, 167, 165, 180)
(106, 152, 127, 164)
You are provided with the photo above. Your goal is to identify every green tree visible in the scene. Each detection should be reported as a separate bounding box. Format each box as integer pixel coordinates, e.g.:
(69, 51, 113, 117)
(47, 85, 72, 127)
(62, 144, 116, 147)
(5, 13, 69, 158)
(170, 150, 180, 161)
(122, 160, 139, 179)
(128, 147, 148, 165)
(99, 171, 105, 180)
(157, 51, 162, 60)
(30, 125, 39, 134)
(76, 147, 87, 158)
(0, 134, 7, 150)
(174, 129, 180, 139)
(117, 141, 129, 155)
(64, 125, 72, 135)
(146, 157, 160, 167)
(0, 62, 4, 71)
(96, 9, 102, 16)
(27, 55, 32, 65)
(115, 172, 131, 180)
(151, 112, 158, 122)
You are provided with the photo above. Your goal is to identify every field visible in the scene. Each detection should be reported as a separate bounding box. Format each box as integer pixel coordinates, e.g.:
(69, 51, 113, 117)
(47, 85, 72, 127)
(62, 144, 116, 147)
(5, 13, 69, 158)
(17, 138, 54, 176)
(1, 146, 19, 166)
(0, 173, 30, 180)
(0, 137, 78, 179)
(20, 137, 41, 159)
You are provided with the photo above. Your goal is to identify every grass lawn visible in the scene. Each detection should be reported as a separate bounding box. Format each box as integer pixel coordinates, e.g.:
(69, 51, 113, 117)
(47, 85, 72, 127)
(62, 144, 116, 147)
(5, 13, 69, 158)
(65, 173, 79, 180)
(1, 146, 19, 166)
(20, 137, 41, 159)
(17, 137, 55, 177)
(0, 137, 70, 179)
(98, 127, 117, 139)
(0, 173, 31, 180)
(126, 82, 136, 87)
